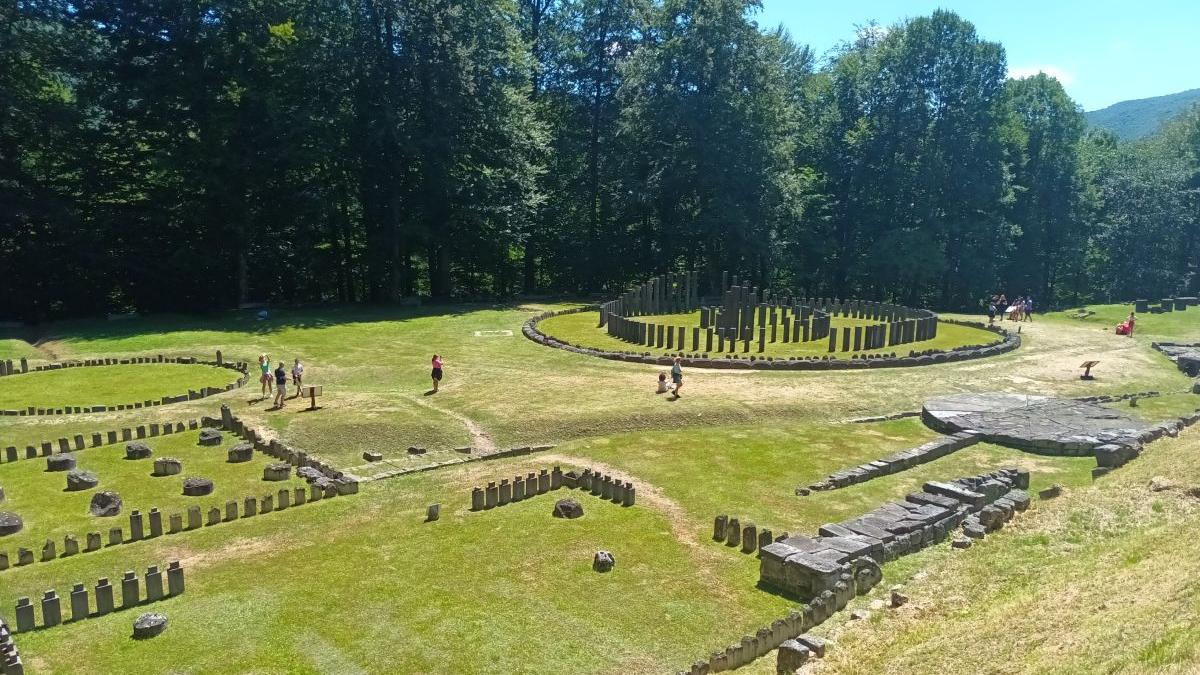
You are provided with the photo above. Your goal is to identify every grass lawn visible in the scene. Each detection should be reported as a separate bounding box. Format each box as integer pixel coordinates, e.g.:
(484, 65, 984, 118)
(0, 338, 42, 362)
(538, 309, 1002, 358)
(1044, 303, 1200, 343)
(0, 301, 1196, 673)
(0, 363, 238, 410)
(0, 428, 306, 554)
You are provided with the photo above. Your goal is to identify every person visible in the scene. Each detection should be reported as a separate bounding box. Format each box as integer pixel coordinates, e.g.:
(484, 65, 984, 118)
(431, 354, 443, 393)
(1009, 296, 1023, 322)
(273, 361, 288, 408)
(656, 372, 670, 394)
(259, 354, 273, 396)
(997, 294, 1007, 322)
(1118, 312, 1136, 337)
(987, 300, 997, 326)
(1023, 296, 1034, 322)
(670, 357, 683, 398)
(291, 358, 304, 395)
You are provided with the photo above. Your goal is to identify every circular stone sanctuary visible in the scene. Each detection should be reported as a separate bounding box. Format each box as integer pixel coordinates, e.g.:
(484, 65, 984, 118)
(527, 271, 1017, 370)
(0, 355, 249, 416)
(922, 393, 1145, 453)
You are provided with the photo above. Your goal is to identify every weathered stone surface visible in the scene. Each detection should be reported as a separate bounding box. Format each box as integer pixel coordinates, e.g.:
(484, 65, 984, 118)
(363, 451, 384, 462)
(0, 511, 23, 536)
(922, 393, 1143, 454)
(89, 491, 123, 517)
(1038, 484, 1062, 499)
(197, 429, 222, 446)
(227, 443, 253, 463)
(553, 499, 584, 519)
(263, 463, 291, 481)
(593, 550, 615, 572)
(153, 457, 182, 476)
(132, 612, 168, 639)
(125, 442, 153, 460)
(46, 453, 77, 471)
(66, 469, 99, 491)
(182, 477, 214, 496)
(297, 466, 324, 482)
(951, 535, 972, 549)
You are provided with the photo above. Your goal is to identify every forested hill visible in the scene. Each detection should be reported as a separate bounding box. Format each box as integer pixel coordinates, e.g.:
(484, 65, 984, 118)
(2, 3, 1198, 321)
(1085, 88, 1200, 139)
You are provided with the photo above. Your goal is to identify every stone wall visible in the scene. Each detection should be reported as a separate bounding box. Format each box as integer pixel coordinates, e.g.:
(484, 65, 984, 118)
(8, 561, 184, 633)
(2, 418, 205, 466)
(680, 468, 1030, 674)
(528, 308, 1019, 371)
(469, 466, 636, 511)
(596, 272, 945, 357)
(803, 431, 982, 494)
(1151, 342, 1200, 377)
(0, 353, 249, 416)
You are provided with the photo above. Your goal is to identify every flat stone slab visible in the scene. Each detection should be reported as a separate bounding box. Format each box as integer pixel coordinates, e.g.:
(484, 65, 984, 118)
(922, 393, 1143, 453)
(132, 612, 168, 639)
(0, 511, 23, 536)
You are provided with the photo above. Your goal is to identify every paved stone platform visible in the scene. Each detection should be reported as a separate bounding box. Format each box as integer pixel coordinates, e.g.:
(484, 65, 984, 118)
(922, 393, 1144, 454)
(1152, 342, 1200, 376)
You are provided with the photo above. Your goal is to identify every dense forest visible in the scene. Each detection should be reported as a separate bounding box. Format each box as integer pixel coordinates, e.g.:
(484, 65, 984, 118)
(2, 0, 1198, 320)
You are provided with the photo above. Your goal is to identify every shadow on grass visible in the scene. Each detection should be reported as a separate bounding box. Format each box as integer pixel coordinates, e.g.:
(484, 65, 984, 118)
(19, 300, 584, 344)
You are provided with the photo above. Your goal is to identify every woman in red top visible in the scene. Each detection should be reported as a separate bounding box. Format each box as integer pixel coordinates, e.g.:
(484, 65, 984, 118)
(431, 354, 444, 393)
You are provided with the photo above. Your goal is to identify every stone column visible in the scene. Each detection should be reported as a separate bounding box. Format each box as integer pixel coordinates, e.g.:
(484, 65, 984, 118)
(95, 578, 114, 615)
(121, 571, 139, 609)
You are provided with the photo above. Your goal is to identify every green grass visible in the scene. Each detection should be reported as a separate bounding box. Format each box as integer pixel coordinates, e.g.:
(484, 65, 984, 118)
(538, 310, 1002, 358)
(0, 363, 237, 410)
(1044, 303, 1200, 343)
(0, 338, 42, 362)
(0, 301, 1197, 673)
(0, 429, 306, 553)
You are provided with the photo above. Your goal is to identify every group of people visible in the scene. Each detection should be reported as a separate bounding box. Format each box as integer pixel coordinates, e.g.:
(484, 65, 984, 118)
(258, 354, 305, 409)
(987, 294, 1035, 324)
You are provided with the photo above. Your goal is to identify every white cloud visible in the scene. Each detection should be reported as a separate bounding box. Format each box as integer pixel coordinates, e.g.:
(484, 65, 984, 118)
(1007, 65, 1074, 86)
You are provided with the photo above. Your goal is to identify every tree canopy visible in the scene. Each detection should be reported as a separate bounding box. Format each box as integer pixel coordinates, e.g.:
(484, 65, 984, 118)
(2, 1, 1197, 320)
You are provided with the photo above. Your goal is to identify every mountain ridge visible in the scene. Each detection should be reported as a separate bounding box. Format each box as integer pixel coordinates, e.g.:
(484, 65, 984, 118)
(1085, 88, 1200, 140)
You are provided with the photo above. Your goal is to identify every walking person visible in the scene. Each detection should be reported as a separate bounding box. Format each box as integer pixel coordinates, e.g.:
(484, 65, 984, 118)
(1023, 296, 1034, 322)
(291, 358, 304, 397)
(997, 294, 1008, 322)
(430, 354, 444, 393)
(987, 299, 997, 326)
(273, 361, 288, 408)
(670, 357, 684, 399)
(259, 354, 273, 397)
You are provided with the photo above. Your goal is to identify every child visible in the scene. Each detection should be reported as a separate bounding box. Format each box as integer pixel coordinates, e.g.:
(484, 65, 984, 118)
(656, 372, 670, 394)
(291, 358, 304, 395)
(670, 357, 684, 398)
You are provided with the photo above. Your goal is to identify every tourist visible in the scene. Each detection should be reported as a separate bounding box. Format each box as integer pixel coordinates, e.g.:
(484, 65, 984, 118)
(431, 354, 443, 393)
(259, 354, 273, 396)
(987, 300, 997, 325)
(656, 371, 670, 394)
(670, 357, 683, 398)
(273, 361, 288, 408)
(1023, 296, 1034, 322)
(997, 294, 1007, 321)
(291, 358, 304, 394)
(1119, 312, 1137, 337)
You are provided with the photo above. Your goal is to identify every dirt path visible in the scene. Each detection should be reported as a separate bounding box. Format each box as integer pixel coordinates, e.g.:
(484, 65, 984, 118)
(31, 338, 62, 361)
(401, 393, 497, 453)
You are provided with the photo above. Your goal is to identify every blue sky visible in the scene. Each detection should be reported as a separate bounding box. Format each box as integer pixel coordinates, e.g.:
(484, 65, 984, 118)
(756, 0, 1200, 111)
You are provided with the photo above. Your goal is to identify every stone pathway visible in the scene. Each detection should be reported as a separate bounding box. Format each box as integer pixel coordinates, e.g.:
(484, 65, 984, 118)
(921, 393, 1144, 454)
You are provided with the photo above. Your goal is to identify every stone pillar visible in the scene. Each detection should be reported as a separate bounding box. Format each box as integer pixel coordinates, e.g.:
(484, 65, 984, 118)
(485, 482, 498, 508)
(853, 326, 862, 352)
(69, 583, 89, 621)
(741, 523, 757, 553)
(121, 571, 139, 609)
(725, 517, 741, 547)
(109, 527, 123, 546)
(244, 497, 258, 517)
(145, 566, 164, 601)
(129, 510, 144, 541)
(551, 466, 563, 490)
(148, 508, 163, 537)
(828, 330, 836, 352)
(14, 598, 34, 632)
(167, 561, 185, 596)
(471, 487, 485, 511)
(623, 482, 635, 506)
(187, 506, 202, 529)
(169, 513, 183, 533)
(714, 515, 728, 541)
(226, 500, 239, 521)
(498, 479, 511, 505)
(842, 326, 851, 352)
(95, 578, 114, 615)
